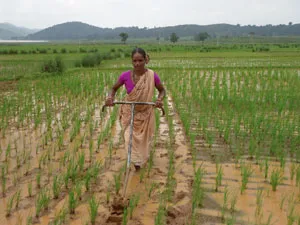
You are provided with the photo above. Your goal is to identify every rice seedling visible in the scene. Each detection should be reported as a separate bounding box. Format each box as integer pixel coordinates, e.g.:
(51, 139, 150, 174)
(215, 165, 223, 192)
(154, 203, 166, 225)
(280, 194, 287, 210)
(52, 175, 63, 199)
(68, 190, 77, 214)
(296, 166, 300, 187)
(1, 170, 6, 197)
(35, 188, 51, 217)
(192, 166, 205, 214)
(290, 163, 297, 181)
(74, 181, 83, 201)
(15, 189, 21, 209)
(221, 186, 229, 222)
(255, 189, 264, 222)
(148, 182, 159, 198)
(240, 164, 253, 194)
(230, 192, 238, 214)
(52, 207, 68, 225)
(122, 207, 128, 225)
(88, 195, 100, 225)
(270, 168, 283, 191)
(6, 194, 15, 217)
(264, 158, 269, 180)
(36, 171, 41, 189)
(26, 215, 33, 225)
(128, 194, 140, 219)
(84, 172, 92, 191)
(89, 138, 93, 162)
(28, 181, 33, 197)
(113, 171, 122, 195)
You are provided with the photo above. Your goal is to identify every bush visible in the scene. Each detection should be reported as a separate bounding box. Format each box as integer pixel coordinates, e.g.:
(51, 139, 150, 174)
(42, 56, 65, 73)
(76, 53, 102, 67)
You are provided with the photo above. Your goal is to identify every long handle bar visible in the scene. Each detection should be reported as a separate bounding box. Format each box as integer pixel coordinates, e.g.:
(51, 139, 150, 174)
(102, 101, 165, 116)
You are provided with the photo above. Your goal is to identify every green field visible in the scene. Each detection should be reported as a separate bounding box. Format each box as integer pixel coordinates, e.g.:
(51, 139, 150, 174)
(0, 40, 299, 225)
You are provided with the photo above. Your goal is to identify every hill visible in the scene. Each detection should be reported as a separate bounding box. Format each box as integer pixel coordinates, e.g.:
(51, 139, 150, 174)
(0, 23, 39, 39)
(25, 21, 300, 40)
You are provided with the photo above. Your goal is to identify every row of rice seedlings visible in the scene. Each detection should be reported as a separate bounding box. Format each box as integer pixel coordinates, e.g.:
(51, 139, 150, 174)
(35, 188, 51, 218)
(88, 195, 100, 225)
(191, 165, 205, 224)
(161, 69, 299, 163)
(240, 164, 253, 194)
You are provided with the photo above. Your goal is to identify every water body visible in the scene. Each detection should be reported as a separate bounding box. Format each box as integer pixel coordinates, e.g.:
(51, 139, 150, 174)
(0, 40, 48, 43)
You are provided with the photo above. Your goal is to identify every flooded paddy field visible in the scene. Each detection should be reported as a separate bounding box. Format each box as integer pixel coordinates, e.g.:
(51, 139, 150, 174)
(0, 43, 300, 224)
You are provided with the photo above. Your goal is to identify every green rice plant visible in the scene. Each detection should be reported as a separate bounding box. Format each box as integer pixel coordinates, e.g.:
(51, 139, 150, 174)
(80, 133, 86, 147)
(26, 215, 33, 225)
(215, 165, 223, 192)
(5, 143, 11, 161)
(1, 166, 6, 196)
(221, 186, 229, 222)
(296, 166, 300, 187)
(280, 194, 287, 210)
(148, 182, 159, 199)
(230, 192, 238, 214)
(88, 195, 100, 225)
(290, 163, 297, 181)
(108, 138, 113, 164)
(36, 171, 41, 189)
(52, 207, 68, 225)
(266, 213, 273, 225)
(264, 158, 269, 180)
(74, 181, 83, 201)
(106, 190, 111, 204)
(287, 203, 296, 225)
(154, 203, 166, 225)
(122, 207, 128, 225)
(52, 175, 63, 199)
(35, 188, 51, 218)
(255, 189, 264, 220)
(240, 164, 253, 194)
(84, 171, 92, 191)
(113, 172, 122, 195)
(89, 138, 93, 163)
(28, 181, 33, 197)
(128, 194, 140, 219)
(192, 166, 205, 214)
(96, 133, 103, 152)
(147, 149, 155, 177)
(6, 194, 14, 217)
(68, 190, 77, 214)
(270, 169, 283, 191)
(15, 189, 21, 209)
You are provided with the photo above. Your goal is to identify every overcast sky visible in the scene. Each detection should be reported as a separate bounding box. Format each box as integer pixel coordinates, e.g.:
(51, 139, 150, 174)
(0, 0, 299, 29)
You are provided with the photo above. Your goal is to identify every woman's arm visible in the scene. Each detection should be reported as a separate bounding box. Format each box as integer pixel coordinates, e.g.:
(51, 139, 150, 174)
(155, 83, 166, 108)
(105, 81, 123, 106)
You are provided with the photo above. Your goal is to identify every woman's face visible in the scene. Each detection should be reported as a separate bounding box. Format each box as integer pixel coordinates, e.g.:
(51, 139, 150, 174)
(132, 52, 146, 71)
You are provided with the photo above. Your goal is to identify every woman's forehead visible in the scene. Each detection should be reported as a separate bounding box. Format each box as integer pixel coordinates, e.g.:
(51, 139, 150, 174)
(132, 52, 144, 59)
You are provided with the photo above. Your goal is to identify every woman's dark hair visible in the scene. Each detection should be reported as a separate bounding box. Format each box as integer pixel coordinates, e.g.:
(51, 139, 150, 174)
(131, 47, 146, 59)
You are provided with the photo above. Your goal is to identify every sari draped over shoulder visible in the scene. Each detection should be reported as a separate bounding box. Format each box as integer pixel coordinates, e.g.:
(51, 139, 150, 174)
(119, 69, 155, 166)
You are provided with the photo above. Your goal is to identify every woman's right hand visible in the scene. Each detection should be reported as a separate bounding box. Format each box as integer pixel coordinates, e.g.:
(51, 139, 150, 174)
(105, 97, 114, 106)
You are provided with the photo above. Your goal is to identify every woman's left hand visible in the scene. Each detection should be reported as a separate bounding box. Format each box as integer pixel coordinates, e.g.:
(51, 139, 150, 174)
(155, 98, 163, 108)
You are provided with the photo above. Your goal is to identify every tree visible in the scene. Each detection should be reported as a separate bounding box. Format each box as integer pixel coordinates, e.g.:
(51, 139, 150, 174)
(194, 32, 210, 44)
(119, 32, 128, 44)
(170, 32, 179, 43)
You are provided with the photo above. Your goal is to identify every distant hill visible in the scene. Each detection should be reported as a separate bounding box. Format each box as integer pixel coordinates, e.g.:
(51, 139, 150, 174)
(0, 23, 40, 39)
(25, 21, 300, 41)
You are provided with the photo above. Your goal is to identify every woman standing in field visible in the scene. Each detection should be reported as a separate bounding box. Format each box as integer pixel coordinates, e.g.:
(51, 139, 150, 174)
(105, 47, 166, 170)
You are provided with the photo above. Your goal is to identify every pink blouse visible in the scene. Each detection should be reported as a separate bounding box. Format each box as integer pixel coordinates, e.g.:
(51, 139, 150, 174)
(118, 70, 161, 94)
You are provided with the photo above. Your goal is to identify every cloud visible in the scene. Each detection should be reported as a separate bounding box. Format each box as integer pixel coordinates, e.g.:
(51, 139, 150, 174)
(0, 0, 299, 28)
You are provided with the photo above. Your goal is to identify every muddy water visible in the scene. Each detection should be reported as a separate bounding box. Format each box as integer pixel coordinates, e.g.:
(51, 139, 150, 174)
(197, 160, 300, 225)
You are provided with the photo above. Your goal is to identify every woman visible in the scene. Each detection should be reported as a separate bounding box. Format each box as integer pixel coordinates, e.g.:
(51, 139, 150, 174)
(105, 47, 166, 170)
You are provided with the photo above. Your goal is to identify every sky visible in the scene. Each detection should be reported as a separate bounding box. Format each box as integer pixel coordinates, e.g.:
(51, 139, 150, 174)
(0, 0, 299, 29)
